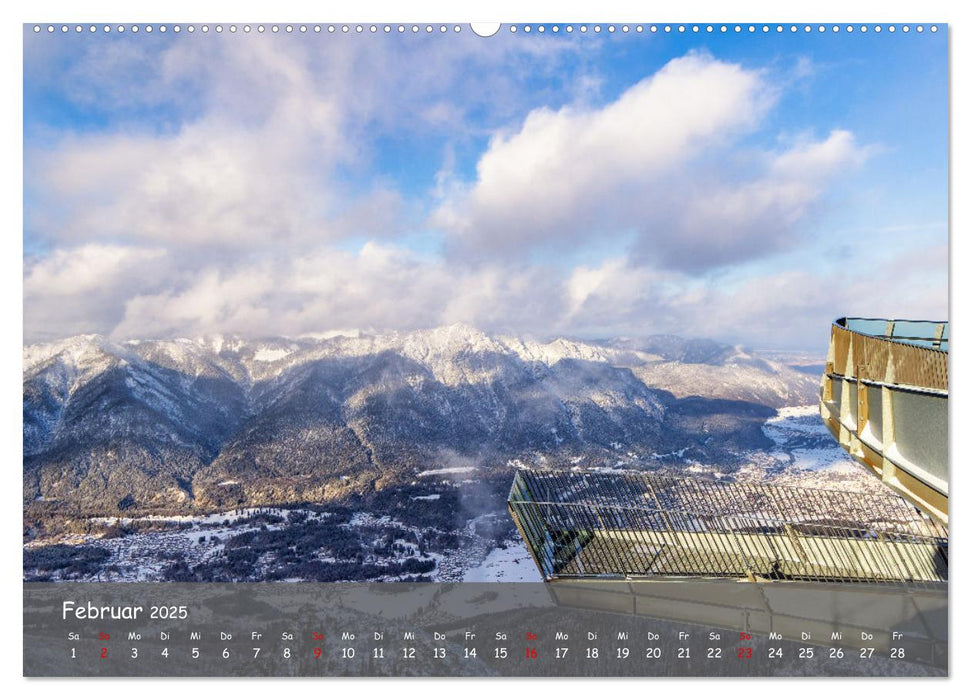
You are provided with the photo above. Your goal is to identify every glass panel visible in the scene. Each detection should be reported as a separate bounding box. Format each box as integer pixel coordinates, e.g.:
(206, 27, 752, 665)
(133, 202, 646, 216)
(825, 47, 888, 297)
(844, 318, 889, 336)
(892, 320, 940, 343)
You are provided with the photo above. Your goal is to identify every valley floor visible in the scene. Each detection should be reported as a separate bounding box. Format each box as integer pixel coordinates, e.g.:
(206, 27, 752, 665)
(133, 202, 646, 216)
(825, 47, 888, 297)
(23, 405, 892, 584)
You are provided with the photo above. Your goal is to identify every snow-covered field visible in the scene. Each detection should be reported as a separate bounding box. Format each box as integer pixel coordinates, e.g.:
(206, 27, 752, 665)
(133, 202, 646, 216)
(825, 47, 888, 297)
(27, 504, 513, 584)
(762, 405, 857, 472)
(89, 506, 299, 527)
(26, 507, 333, 581)
(729, 404, 888, 494)
(415, 466, 477, 477)
(462, 540, 542, 583)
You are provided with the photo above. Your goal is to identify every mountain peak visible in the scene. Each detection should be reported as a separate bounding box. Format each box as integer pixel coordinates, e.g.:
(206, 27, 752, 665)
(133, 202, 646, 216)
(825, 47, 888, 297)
(23, 333, 121, 374)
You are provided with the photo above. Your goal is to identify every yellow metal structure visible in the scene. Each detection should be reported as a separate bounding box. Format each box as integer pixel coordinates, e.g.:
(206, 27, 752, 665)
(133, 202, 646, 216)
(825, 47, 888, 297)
(819, 318, 948, 524)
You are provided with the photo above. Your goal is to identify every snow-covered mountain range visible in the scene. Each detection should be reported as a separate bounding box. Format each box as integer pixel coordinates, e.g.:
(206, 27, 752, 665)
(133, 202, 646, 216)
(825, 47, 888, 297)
(24, 325, 819, 518)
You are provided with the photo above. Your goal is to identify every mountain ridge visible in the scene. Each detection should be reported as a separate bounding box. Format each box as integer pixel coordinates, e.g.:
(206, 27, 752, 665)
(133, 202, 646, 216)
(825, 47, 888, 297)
(24, 326, 819, 525)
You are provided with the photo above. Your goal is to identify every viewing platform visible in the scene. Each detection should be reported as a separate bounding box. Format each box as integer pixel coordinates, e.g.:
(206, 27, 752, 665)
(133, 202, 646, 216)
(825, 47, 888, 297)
(508, 470, 947, 585)
(819, 317, 948, 524)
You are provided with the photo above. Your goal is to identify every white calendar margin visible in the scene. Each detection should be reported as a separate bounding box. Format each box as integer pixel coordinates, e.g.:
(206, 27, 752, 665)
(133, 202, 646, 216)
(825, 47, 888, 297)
(3, 0, 963, 696)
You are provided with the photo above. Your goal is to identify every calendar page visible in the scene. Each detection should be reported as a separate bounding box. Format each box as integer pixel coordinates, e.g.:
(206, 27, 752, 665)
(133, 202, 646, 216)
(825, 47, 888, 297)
(21, 17, 949, 679)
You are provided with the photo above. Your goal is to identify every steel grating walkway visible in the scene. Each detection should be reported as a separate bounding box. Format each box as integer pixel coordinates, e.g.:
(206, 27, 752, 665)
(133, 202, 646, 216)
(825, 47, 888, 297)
(508, 470, 948, 585)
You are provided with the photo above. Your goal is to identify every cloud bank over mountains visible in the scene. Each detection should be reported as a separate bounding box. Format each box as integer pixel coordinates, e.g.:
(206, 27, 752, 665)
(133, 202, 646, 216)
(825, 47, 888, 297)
(24, 32, 947, 349)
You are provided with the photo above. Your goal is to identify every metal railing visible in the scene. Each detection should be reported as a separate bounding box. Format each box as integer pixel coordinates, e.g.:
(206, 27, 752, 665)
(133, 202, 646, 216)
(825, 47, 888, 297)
(829, 318, 948, 392)
(508, 470, 947, 586)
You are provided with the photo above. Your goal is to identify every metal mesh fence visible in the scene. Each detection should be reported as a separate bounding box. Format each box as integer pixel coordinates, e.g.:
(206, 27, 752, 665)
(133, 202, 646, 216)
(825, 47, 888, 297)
(508, 470, 948, 585)
(830, 320, 948, 392)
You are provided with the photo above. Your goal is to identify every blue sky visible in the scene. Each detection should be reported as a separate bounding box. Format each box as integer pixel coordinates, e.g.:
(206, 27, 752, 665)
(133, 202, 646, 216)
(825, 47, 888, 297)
(23, 24, 948, 352)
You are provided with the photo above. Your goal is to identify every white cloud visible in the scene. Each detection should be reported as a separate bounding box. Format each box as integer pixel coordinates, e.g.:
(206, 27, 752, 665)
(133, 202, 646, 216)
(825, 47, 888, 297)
(435, 52, 866, 272)
(99, 243, 566, 340)
(637, 129, 868, 269)
(22, 32, 593, 343)
(554, 247, 948, 350)
(22, 236, 946, 352)
(25, 244, 165, 296)
(26, 32, 584, 255)
(23, 39, 936, 350)
(24, 244, 169, 341)
(28, 38, 354, 250)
